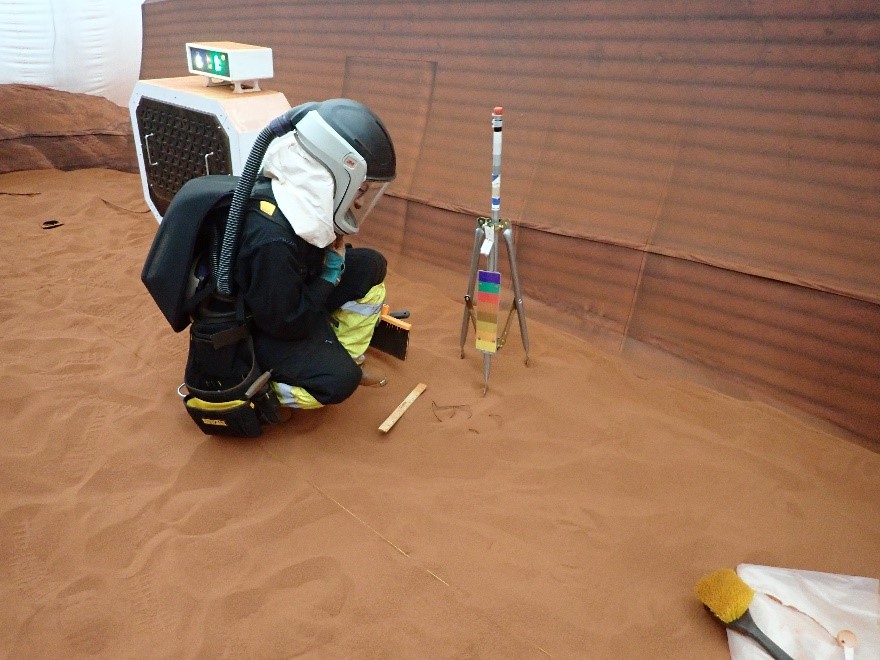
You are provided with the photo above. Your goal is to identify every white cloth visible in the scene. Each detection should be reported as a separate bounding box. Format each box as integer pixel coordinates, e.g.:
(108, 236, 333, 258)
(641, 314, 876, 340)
(728, 564, 879, 659)
(0, 0, 144, 106)
(261, 132, 336, 248)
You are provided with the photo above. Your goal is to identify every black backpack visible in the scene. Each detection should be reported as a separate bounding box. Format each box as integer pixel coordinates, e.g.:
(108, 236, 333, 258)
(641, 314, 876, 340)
(142, 174, 282, 437)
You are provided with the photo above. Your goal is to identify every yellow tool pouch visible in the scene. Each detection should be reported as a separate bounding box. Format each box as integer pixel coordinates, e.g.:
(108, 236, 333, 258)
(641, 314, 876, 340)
(183, 396, 263, 438)
(180, 307, 282, 438)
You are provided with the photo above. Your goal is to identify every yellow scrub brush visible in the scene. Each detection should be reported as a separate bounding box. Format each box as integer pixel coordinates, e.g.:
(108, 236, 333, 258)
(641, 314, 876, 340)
(695, 568, 794, 660)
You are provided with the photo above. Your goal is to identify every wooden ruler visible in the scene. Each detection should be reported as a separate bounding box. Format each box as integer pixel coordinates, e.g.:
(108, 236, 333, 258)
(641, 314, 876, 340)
(378, 383, 427, 433)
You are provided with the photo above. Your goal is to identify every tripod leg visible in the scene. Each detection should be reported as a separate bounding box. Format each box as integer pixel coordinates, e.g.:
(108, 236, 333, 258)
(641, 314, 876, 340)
(483, 353, 491, 395)
(502, 226, 530, 364)
(460, 225, 485, 357)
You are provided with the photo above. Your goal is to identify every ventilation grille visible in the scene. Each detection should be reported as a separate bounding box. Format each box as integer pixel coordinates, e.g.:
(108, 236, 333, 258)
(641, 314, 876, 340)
(135, 97, 233, 215)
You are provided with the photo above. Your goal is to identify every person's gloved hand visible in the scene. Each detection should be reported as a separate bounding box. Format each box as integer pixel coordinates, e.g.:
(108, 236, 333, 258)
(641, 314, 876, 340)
(320, 236, 346, 285)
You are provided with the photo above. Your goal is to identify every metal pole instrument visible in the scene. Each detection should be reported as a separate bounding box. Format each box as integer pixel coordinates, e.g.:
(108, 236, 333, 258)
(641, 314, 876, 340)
(459, 106, 530, 394)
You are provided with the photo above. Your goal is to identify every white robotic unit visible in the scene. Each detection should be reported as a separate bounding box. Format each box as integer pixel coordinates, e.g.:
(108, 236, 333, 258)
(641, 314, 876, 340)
(129, 42, 291, 221)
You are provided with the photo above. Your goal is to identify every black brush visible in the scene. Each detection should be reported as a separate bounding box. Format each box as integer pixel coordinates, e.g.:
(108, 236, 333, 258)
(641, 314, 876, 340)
(369, 305, 411, 360)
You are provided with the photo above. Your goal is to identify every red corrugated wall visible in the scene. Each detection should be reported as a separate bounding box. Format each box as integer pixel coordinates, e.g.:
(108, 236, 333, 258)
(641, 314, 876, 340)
(139, 1, 880, 443)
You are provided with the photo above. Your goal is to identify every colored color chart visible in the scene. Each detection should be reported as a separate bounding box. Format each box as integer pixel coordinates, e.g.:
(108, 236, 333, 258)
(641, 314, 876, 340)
(475, 270, 501, 353)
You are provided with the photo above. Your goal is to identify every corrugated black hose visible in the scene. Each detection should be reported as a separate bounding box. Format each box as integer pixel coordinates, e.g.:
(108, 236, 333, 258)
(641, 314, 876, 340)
(215, 102, 318, 296)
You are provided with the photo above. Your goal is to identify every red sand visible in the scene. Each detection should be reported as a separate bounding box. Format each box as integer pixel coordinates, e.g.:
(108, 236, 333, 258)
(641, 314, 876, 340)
(1, 167, 878, 657)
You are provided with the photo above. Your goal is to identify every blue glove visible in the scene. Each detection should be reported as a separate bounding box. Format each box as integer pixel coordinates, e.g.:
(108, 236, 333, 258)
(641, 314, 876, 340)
(320, 247, 345, 285)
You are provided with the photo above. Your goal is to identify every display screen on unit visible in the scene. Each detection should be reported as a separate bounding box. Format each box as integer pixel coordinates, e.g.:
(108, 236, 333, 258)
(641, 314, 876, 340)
(185, 42, 273, 84)
(189, 47, 230, 79)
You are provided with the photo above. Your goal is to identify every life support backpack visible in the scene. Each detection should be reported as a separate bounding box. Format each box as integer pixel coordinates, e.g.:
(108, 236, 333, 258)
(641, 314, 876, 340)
(141, 101, 338, 437)
(141, 174, 283, 437)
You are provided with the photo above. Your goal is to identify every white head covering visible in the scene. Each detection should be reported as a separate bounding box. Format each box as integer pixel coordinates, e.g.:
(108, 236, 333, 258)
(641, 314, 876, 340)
(260, 131, 336, 248)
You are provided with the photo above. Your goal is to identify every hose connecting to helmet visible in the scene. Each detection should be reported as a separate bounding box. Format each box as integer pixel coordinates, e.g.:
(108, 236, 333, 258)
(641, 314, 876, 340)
(214, 98, 396, 297)
(215, 102, 319, 297)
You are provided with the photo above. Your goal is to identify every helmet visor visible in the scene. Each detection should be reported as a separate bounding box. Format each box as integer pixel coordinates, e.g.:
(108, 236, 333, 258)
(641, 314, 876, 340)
(339, 180, 389, 233)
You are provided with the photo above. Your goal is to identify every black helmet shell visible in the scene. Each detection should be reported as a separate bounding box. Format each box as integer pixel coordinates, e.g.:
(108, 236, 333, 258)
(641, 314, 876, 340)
(316, 99, 396, 181)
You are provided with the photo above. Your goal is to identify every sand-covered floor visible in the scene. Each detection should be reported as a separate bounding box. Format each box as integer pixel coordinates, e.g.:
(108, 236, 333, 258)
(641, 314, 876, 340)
(1, 168, 878, 658)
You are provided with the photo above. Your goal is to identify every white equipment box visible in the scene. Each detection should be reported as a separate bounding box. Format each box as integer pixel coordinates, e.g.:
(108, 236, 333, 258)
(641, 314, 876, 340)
(185, 41, 274, 91)
(129, 75, 290, 221)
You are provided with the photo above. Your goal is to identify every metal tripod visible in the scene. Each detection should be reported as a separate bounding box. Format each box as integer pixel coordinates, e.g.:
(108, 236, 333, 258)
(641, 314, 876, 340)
(459, 215, 530, 394)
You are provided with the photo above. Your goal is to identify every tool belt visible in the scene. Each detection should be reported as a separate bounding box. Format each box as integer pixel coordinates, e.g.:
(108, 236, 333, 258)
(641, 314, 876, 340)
(179, 304, 282, 438)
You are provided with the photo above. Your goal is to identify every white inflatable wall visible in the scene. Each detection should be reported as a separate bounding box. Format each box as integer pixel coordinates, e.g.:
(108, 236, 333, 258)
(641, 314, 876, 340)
(0, 0, 144, 106)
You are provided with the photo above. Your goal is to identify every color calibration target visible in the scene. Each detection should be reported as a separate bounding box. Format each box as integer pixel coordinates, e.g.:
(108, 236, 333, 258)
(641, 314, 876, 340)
(475, 270, 501, 353)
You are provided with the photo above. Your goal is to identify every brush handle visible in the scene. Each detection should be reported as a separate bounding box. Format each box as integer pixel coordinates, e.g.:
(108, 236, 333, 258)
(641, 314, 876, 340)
(730, 610, 795, 660)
